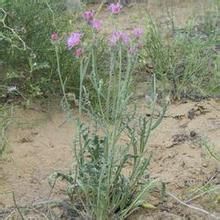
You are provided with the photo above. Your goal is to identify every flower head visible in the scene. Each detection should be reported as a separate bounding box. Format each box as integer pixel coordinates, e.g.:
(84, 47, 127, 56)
(120, 32, 130, 45)
(91, 19, 102, 31)
(109, 31, 122, 46)
(132, 28, 144, 38)
(74, 48, 83, 58)
(51, 32, 59, 41)
(67, 32, 82, 49)
(108, 3, 122, 14)
(83, 10, 94, 22)
(109, 31, 130, 46)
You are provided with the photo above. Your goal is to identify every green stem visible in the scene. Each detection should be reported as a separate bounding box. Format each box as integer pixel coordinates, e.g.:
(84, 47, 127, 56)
(55, 45, 69, 109)
(106, 51, 114, 121)
(79, 59, 83, 115)
(115, 45, 122, 119)
(91, 48, 105, 120)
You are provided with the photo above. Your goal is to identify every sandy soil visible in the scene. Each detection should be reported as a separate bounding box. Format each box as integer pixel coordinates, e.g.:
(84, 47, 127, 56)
(96, 0, 213, 34)
(0, 97, 220, 219)
(0, 105, 74, 207)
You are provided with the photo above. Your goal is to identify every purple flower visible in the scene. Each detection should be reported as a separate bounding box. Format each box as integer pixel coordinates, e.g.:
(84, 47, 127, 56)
(91, 19, 102, 31)
(67, 32, 82, 49)
(132, 28, 144, 38)
(109, 31, 130, 46)
(51, 32, 59, 41)
(109, 31, 122, 46)
(83, 11, 94, 22)
(108, 3, 122, 14)
(74, 48, 83, 58)
(120, 32, 130, 45)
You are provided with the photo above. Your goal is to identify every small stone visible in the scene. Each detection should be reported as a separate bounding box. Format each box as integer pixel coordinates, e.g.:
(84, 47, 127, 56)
(188, 109, 195, 120)
(202, 163, 208, 168)
(167, 152, 177, 159)
(190, 130, 197, 138)
(190, 145, 196, 149)
(181, 161, 185, 167)
(166, 202, 173, 209)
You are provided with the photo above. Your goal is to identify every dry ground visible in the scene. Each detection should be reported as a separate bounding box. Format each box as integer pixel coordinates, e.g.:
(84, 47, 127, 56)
(0, 97, 220, 219)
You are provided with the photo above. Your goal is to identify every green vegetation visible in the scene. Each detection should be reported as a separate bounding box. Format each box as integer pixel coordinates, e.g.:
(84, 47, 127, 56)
(49, 10, 166, 218)
(142, 7, 220, 100)
(1, 1, 219, 103)
(0, 0, 82, 99)
(0, 105, 10, 155)
(0, 0, 220, 219)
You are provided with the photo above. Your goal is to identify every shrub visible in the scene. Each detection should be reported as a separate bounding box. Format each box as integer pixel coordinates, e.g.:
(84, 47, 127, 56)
(0, 0, 82, 99)
(142, 10, 220, 101)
